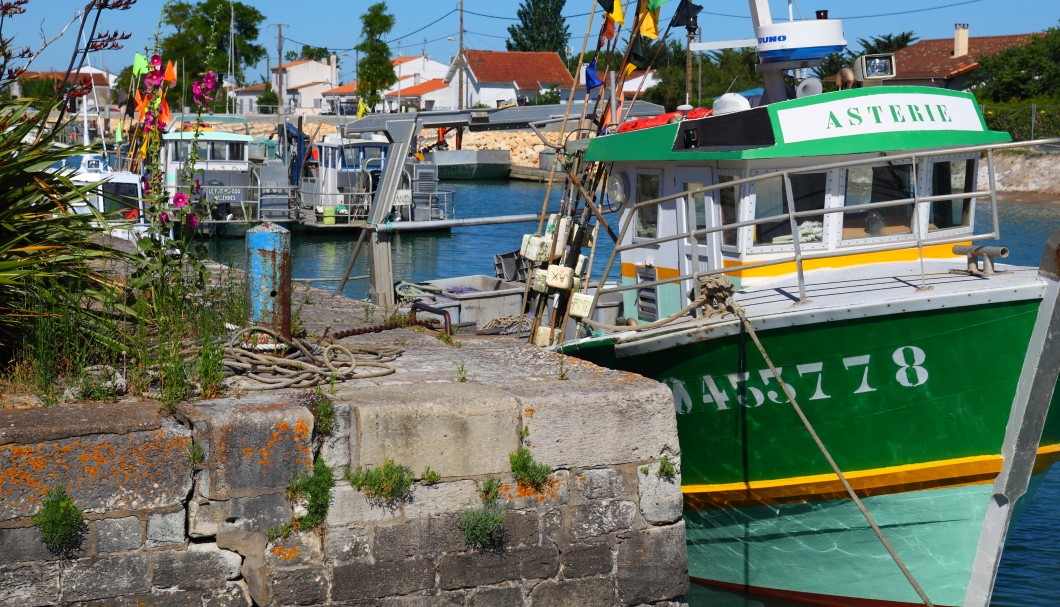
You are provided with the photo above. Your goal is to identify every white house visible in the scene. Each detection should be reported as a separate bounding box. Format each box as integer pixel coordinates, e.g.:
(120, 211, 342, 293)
(445, 49, 574, 108)
(270, 57, 339, 115)
(382, 56, 453, 112)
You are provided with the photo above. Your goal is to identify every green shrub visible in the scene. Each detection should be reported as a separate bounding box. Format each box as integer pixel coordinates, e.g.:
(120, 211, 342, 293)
(345, 459, 415, 507)
(478, 474, 502, 505)
(459, 506, 506, 551)
(287, 458, 335, 531)
(297, 387, 335, 435)
(509, 447, 551, 490)
(421, 466, 440, 485)
(185, 442, 206, 467)
(32, 487, 86, 559)
(657, 455, 677, 479)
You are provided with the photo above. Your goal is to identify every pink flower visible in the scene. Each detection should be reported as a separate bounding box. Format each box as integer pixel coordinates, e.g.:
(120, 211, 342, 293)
(172, 192, 189, 208)
(202, 72, 217, 91)
(144, 70, 163, 89)
(150, 54, 162, 68)
(186, 213, 200, 228)
(160, 212, 169, 225)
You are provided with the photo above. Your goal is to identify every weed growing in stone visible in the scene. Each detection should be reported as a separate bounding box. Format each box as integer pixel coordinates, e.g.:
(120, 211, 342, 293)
(456, 363, 468, 382)
(297, 387, 335, 435)
(510, 447, 551, 490)
(286, 458, 335, 532)
(435, 331, 461, 347)
(421, 466, 441, 485)
(185, 442, 206, 467)
(556, 354, 568, 380)
(657, 455, 677, 479)
(461, 475, 506, 551)
(344, 459, 415, 507)
(362, 303, 376, 324)
(32, 488, 86, 560)
(266, 522, 293, 543)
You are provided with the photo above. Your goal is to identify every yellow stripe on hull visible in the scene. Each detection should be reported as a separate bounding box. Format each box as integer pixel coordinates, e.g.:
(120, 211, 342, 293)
(684, 443, 1060, 510)
(721, 242, 968, 280)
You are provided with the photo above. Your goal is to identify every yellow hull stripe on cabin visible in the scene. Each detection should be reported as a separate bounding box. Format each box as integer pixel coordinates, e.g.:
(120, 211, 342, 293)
(721, 242, 968, 279)
(683, 444, 1060, 510)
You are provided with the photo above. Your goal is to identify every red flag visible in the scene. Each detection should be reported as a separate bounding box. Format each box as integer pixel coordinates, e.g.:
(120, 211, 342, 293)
(163, 60, 177, 85)
(597, 16, 616, 49)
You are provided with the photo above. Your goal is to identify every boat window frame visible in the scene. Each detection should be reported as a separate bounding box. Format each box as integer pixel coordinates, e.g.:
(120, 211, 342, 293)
(632, 169, 664, 243)
(922, 153, 977, 237)
(716, 169, 744, 253)
(837, 159, 919, 246)
(747, 168, 831, 253)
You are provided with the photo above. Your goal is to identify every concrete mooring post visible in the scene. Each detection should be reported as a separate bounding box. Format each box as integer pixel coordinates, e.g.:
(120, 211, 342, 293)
(246, 222, 292, 340)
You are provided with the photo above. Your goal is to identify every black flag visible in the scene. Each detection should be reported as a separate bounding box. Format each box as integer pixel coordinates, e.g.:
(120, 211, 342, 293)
(670, 0, 703, 29)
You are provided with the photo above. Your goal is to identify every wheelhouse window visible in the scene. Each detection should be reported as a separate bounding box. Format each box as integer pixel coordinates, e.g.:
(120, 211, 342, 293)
(929, 158, 974, 231)
(752, 172, 826, 246)
(841, 163, 915, 241)
(208, 141, 228, 161)
(634, 172, 660, 240)
(683, 181, 708, 234)
(229, 143, 246, 162)
(100, 182, 140, 216)
(168, 141, 191, 161)
(717, 173, 740, 248)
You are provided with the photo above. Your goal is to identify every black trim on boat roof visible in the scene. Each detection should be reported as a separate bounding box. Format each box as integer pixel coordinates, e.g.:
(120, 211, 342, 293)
(673, 106, 775, 152)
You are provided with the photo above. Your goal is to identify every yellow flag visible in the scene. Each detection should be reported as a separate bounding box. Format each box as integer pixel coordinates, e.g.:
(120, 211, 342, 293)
(356, 99, 368, 118)
(607, 1, 624, 25)
(639, 7, 660, 39)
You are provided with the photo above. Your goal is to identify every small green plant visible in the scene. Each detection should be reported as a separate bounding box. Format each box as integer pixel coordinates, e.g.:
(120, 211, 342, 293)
(421, 466, 440, 485)
(456, 363, 468, 382)
(266, 522, 293, 543)
(556, 354, 568, 380)
(657, 455, 677, 479)
(297, 387, 335, 435)
(286, 458, 335, 532)
(435, 331, 461, 347)
(459, 505, 506, 552)
(185, 442, 206, 467)
(196, 337, 225, 399)
(478, 474, 502, 505)
(383, 310, 412, 327)
(344, 459, 415, 507)
(519, 426, 530, 441)
(32, 487, 86, 560)
(509, 447, 551, 490)
(362, 302, 376, 323)
(640, 466, 649, 475)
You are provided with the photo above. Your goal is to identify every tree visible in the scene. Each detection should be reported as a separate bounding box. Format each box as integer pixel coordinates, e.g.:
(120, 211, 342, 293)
(257, 82, 279, 114)
(158, 0, 267, 111)
(970, 24, 1060, 102)
(507, 0, 571, 60)
(355, 3, 396, 110)
(285, 45, 333, 65)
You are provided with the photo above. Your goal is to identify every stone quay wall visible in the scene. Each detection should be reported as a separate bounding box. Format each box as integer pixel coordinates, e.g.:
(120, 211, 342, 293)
(0, 289, 688, 606)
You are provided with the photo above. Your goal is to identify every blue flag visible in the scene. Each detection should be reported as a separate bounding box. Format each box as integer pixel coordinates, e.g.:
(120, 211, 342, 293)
(585, 58, 604, 91)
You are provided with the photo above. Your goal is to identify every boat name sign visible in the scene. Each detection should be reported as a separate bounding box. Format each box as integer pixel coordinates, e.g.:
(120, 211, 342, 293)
(668, 345, 929, 413)
(776, 92, 983, 145)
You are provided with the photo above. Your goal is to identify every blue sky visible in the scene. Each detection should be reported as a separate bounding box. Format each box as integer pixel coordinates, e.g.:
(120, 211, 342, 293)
(9, 0, 1058, 83)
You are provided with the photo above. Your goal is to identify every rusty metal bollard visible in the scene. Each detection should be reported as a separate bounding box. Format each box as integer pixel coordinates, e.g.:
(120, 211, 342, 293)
(246, 222, 292, 340)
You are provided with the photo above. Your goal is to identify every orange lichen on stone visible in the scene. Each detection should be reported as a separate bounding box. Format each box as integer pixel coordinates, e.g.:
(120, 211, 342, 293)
(524, 407, 536, 418)
(271, 545, 299, 561)
(503, 475, 562, 504)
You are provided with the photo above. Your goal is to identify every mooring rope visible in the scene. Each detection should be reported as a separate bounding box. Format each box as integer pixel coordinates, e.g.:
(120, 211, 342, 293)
(480, 314, 533, 335)
(221, 326, 401, 390)
(702, 275, 935, 607)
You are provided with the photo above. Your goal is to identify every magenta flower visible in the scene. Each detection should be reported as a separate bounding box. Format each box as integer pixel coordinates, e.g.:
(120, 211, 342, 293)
(160, 212, 170, 225)
(144, 70, 163, 89)
(202, 71, 217, 91)
(150, 54, 162, 69)
(186, 213, 200, 228)
(193, 179, 202, 195)
(172, 192, 189, 208)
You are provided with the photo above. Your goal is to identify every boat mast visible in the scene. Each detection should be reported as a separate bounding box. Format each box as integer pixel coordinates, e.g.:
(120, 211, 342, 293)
(458, 0, 464, 111)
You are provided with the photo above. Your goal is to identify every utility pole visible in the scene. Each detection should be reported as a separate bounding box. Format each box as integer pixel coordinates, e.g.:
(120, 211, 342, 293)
(458, 0, 464, 111)
(275, 23, 286, 116)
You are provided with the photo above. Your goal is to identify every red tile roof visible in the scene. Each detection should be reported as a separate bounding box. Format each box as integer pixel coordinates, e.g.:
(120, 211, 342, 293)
(323, 82, 359, 96)
(893, 33, 1040, 81)
(235, 83, 267, 94)
(464, 50, 573, 89)
(271, 59, 313, 71)
(385, 78, 448, 97)
(392, 56, 419, 66)
(21, 71, 110, 87)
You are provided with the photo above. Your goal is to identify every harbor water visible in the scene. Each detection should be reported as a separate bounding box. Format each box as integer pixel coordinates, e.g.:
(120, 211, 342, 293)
(205, 181, 1060, 606)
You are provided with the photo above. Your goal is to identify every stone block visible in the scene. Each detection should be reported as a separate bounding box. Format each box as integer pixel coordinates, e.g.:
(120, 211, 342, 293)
(499, 470, 570, 511)
(97, 516, 142, 553)
(266, 531, 324, 567)
(184, 394, 314, 500)
(377, 593, 466, 607)
(616, 522, 688, 605)
(0, 562, 61, 607)
(467, 585, 524, 607)
(147, 510, 186, 548)
(404, 481, 479, 519)
(350, 382, 519, 478)
(269, 565, 329, 606)
(0, 526, 52, 564)
(503, 510, 540, 549)
(327, 483, 402, 526)
(188, 493, 292, 538)
(561, 542, 614, 579)
(373, 514, 465, 562)
(319, 400, 351, 472)
(571, 500, 636, 540)
(0, 414, 192, 519)
(331, 558, 435, 601)
(529, 577, 616, 607)
(505, 377, 678, 470)
(575, 467, 624, 500)
(438, 546, 559, 590)
(153, 544, 241, 590)
(324, 525, 369, 562)
(637, 459, 683, 525)
(62, 554, 149, 602)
